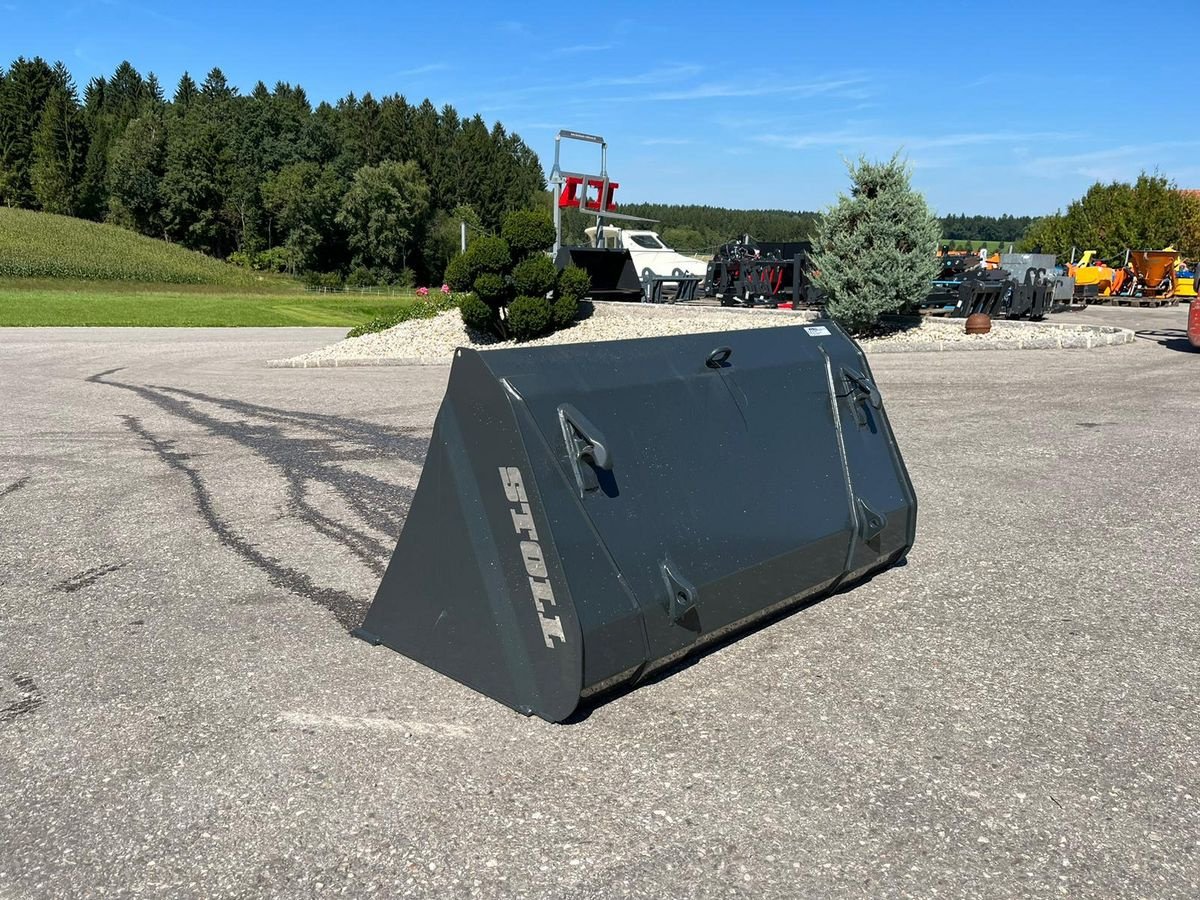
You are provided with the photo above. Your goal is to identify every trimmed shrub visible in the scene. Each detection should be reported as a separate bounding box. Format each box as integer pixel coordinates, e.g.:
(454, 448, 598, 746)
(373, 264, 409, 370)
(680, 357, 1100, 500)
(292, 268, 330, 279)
(459, 292, 496, 333)
(444, 253, 473, 292)
(557, 264, 591, 301)
(463, 235, 511, 277)
(472, 271, 508, 306)
(551, 293, 579, 328)
(512, 254, 557, 297)
(506, 294, 552, 340)
(501, 210, 556, 260)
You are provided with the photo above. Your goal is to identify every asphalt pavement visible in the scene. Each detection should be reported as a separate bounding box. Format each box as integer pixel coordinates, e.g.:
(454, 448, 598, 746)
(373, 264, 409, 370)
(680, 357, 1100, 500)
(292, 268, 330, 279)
(1, 307, 1197, 899)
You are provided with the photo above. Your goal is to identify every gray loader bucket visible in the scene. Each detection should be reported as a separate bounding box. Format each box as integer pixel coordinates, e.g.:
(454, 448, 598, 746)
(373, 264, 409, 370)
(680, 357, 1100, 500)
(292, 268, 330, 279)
(355, 322, 917, 722)
(554, 246, 643, 302)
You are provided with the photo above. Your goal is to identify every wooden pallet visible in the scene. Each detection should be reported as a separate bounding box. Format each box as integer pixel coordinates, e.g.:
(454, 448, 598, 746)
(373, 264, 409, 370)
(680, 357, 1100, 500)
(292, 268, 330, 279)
(1089, 295, 1179, 308)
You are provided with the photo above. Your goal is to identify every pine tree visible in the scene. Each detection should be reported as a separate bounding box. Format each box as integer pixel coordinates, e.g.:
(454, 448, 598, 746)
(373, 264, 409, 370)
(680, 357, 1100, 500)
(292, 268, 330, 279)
(173, 72, 197, 109)
(0, 56, 57, 206)
(145, 73, 164, 106)
(200, 67, 234, 103)
(812, 154, 940, 332)
(30, 83, 86, 213)
(107, 61, 146, 121)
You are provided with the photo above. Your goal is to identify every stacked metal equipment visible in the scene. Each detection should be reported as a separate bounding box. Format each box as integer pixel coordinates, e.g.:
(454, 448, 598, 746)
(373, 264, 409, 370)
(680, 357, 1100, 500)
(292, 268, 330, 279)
(1000, 253, 1076, 306)
(926, 252, 1061, 321)
(924, 254, 984, 313)
(704, 237, 819, 308)
(1003, 268, 1056, 319)
(355, 322, 917, 722)
(943, 267, 1055, 320)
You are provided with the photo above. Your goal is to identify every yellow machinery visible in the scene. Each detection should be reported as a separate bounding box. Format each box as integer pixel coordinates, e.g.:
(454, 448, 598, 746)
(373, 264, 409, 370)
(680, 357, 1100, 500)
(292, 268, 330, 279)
(1165, 248, 1196, 298)
(1068, 251, 1119, 295)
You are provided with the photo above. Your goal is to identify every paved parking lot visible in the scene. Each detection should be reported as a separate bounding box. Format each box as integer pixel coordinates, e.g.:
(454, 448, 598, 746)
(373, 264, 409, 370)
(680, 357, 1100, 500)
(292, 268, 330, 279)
(1, 308, 1197, 898)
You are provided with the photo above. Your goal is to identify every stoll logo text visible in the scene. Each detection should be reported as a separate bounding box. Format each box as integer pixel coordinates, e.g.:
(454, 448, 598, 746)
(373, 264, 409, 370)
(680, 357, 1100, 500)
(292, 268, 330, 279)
(499, 467, 567, 649)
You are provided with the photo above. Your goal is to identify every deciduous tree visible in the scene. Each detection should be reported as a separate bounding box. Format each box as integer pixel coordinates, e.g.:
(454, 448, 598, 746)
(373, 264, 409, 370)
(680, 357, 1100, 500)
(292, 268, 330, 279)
(336, 160, 430, 272)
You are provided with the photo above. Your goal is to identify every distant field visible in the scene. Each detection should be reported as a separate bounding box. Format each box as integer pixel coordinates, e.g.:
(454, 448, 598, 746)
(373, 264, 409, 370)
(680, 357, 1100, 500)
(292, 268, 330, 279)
(0, 207, 288, 288)
(939, 239, 1022, 253)
(0, 281, 417, 327)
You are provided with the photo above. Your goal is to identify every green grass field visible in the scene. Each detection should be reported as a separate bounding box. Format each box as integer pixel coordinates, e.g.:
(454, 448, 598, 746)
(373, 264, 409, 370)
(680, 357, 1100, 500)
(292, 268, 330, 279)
(0, 280, 417, 327)
(0, 207, 290, 288)
(939, 239, 1021, 253)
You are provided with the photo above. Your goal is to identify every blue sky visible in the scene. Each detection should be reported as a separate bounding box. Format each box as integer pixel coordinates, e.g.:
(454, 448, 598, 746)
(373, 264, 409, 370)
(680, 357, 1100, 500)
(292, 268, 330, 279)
(4, 0, 1196, 215)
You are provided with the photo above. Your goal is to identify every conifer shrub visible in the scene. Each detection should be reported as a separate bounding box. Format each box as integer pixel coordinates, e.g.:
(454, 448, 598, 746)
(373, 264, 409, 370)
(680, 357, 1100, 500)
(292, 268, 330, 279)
(472, 271, 508, 306)
(443, 253, 473, 292)
(811, 154, 940, 333)
(501, 210, 556, 260)
(506, 294, 552, 340)
(459, 292, 496, 333)
(556, 265, 590, 301)
(447, 220, 587, 340)
(512, 254, 557, 297)
(462, 235, 511, 278)
(551, 293, 579, 328)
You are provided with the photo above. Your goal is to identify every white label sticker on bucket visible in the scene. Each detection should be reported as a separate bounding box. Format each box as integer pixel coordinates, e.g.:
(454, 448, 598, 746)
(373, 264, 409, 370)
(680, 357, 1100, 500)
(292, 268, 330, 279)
(804, 325, 831, 336)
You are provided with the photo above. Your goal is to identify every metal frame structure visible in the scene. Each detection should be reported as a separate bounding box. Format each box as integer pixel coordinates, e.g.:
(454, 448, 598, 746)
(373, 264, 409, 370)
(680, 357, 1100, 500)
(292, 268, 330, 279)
(549, 130, 656, 256)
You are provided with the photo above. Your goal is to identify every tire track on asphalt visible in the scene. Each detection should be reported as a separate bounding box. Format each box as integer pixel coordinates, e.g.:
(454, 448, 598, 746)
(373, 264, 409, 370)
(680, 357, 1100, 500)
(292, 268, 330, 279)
(1, 476, 31, 499)
(0, 674, 43, 724)
(86, 367, 435, 630)
(119, 413, 369, 630)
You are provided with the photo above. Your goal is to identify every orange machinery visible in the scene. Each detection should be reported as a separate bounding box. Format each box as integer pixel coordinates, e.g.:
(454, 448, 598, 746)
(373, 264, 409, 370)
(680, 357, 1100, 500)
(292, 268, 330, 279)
(1125, 250, 1178, 298)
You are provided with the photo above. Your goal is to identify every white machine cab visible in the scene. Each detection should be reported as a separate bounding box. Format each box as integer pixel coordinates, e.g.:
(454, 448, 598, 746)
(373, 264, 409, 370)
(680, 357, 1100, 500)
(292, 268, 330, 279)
(584, 227, 708, 280)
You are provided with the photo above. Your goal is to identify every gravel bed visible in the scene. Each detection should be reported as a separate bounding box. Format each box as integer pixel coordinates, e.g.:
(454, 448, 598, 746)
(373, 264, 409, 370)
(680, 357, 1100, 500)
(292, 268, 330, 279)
(860, 317, 1135, 352)
(267, 303, 1134, 368)
(268, 303, 813, 367)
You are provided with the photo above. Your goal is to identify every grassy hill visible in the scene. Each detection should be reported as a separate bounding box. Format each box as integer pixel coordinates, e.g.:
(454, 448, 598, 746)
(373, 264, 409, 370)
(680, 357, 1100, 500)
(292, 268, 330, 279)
(0, 207, 422, 327)
(0, 207, 277, 287)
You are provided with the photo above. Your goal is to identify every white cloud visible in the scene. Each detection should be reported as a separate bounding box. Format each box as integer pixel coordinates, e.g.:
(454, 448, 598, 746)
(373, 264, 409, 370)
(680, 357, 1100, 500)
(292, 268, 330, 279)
(552, 43, 614, 55)
(756, 129, 1084, 153)
(391, 63, 450, 78)
(645, 77, 868, 102)
(1020, 141, 1200, 179)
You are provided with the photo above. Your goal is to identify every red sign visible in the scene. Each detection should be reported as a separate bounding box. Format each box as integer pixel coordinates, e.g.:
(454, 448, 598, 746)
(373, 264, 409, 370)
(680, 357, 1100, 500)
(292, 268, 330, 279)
(558, 176, 618, 212)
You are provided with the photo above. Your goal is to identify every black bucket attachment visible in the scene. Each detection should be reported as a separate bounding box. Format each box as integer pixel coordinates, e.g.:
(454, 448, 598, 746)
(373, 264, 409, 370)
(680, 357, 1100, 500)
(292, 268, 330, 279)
(355, 322, 917, 722)
(554, 246, 642, 302)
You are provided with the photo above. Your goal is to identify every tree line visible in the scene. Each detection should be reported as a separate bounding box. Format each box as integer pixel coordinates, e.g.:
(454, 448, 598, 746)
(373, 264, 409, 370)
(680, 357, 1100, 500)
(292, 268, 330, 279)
(0, 57, 545, 284)
(1019, 174, 1200, 262)
(562, 203, 1045, 257)
(6, 54, 1111, 282)
(940, 213, 1036, 243)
